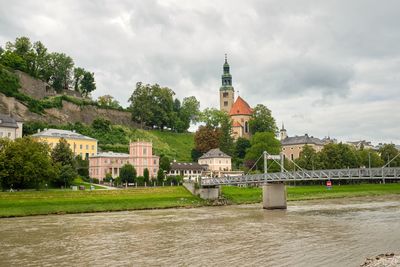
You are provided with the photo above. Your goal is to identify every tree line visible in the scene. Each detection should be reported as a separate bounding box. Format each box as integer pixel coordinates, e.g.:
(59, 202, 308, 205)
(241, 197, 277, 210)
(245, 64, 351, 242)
(0, 36, 96, 96)
(0, 137, 87, 190)
(129, 82, 200, 132)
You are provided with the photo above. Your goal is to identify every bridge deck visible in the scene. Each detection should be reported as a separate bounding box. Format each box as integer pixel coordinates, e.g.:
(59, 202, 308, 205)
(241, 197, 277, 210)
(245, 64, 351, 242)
(201, 167, 400, 186)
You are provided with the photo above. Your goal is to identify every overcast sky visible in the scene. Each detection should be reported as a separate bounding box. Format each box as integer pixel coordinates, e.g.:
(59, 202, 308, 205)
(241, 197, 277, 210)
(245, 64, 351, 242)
(1, 0, 399, 144)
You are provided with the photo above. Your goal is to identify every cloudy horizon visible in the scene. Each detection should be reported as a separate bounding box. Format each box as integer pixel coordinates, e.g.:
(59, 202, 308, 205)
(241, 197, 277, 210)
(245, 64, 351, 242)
(1, 0, 399, 144)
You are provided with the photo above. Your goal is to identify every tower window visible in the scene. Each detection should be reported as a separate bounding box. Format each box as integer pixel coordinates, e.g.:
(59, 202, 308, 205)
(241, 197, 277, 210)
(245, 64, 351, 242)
(245, 121, 249, 133)
(224, 101, 228, 106)
(223, 92, 228, 97)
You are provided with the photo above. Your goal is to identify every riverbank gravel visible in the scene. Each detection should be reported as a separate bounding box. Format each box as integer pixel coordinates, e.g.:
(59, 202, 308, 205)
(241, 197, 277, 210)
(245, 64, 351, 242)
(361, 253, 399, 267)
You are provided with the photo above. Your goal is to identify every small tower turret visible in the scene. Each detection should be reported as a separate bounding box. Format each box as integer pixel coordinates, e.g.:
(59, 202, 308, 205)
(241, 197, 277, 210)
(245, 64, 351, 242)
(280, 123, 287, 140)
(219, 54, 235, 113)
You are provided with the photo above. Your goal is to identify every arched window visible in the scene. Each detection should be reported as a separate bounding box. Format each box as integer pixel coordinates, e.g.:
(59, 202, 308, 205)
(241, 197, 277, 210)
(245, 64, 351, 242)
(245, 121, 249, 133)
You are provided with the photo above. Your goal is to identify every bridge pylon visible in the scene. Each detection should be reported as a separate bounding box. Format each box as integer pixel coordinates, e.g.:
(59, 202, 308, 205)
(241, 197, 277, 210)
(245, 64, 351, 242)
(262, 183, 287, 209)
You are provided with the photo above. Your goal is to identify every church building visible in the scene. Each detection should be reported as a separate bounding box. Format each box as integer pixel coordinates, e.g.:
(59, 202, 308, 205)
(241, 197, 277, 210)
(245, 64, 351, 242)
(219, 55, 252, 139)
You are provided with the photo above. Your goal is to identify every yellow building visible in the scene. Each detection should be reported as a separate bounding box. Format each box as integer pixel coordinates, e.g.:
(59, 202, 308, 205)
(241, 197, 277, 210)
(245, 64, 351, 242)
(32, 128, 97, 159)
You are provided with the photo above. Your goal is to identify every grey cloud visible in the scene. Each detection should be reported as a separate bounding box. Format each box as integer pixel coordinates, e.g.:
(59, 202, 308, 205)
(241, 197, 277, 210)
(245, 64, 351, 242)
(1, 0, 400, 143)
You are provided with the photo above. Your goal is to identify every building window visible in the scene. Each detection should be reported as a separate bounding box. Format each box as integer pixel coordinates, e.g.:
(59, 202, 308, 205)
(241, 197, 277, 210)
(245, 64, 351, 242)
(154, 159, 157, 165)
(80, 144, 82, 149)
(291, 154, 294, 160)
(219, 160, 221, 164)
(86, 145, 89, 149)
(143, 148, 147, 155)
(92, 145, 95, 150)
(245, 121, 249, 133)
(224, 101, 228, 106)
(8, 132, 11, 138)
(223, 92, 228, 97)
(154, 169, 157, 174)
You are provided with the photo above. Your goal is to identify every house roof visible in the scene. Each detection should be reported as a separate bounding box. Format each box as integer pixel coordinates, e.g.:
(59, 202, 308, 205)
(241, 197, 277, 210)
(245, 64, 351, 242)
(32, 128, 97, 141)
(170, 162, 205, 171)
(229, 96, 252, 116)
(0, 114, 19, 129)
(281, 134, 324, 146)
(90, 151, 129, 158)
(199, 148, 231, 159)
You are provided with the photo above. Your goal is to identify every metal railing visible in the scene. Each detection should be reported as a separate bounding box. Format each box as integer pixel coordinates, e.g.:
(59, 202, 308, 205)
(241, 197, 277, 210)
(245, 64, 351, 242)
(201, 167, 400, 186)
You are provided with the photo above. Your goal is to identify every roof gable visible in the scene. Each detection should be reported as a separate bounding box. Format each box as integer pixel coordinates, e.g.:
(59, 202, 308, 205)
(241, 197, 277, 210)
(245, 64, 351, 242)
(229, 96, 252, 116)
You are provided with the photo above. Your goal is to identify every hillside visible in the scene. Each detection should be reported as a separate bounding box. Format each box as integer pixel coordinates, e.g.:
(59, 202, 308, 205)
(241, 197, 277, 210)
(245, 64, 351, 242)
(0, 66, 195, 162)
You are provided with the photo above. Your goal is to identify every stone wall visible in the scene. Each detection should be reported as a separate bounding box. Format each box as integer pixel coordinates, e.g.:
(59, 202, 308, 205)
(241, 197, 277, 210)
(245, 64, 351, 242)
(0, 93, 140, 127)
(15, 70, 82, 100)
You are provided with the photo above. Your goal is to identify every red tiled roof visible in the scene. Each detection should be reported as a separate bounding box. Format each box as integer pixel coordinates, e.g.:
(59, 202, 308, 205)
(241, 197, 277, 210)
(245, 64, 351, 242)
(229, 96, 252, 116)
(232, 121, 242, 127)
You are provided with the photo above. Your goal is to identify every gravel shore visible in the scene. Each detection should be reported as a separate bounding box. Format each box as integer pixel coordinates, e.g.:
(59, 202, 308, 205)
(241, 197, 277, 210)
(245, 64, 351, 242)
(361, 253, 399, 267)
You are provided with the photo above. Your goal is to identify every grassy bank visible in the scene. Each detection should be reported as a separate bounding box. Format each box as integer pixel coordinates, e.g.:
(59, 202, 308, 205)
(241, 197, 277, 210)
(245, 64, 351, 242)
(221, 183, 400, 204)
(0, 186, 204, 218)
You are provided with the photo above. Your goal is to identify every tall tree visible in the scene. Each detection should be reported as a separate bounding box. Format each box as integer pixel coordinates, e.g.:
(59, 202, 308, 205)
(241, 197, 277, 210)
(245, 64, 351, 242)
(219, 112, 234, 156)
(234, 137, 251, 159)
(129, 82, 154, 128)
(194, 125, 221, 154)
(200, 108, 226, 128)
(244, 132, 281, 171)
(248, 104, 277, 135)
(159, 156, 171, 172)
(48, 52, 74, 92)
(80, 71, 96, 97)
(51, 138, 77, 186)
(379, 144, 400, 167)
(357, 149, 384, 168)
(295, 145, 320, 170)
(120, 164, 136, 185)
(0, 137, 58, 190)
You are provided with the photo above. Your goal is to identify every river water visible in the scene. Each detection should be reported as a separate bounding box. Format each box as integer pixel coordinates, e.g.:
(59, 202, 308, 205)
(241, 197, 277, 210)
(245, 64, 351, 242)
(0, 196, 399, 267)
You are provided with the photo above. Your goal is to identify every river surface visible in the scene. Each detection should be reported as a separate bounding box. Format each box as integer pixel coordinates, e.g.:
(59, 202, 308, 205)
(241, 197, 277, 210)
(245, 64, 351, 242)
(0, 196, 399, 267)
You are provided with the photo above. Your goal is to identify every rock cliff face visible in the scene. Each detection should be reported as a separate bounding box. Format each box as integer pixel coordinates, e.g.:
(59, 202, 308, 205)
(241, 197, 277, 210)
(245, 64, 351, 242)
(0, 93, 138, 127)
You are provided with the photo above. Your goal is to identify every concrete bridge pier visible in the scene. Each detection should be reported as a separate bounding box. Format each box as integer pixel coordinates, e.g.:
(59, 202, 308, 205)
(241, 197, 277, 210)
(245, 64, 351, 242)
(262, 183, 287, 209)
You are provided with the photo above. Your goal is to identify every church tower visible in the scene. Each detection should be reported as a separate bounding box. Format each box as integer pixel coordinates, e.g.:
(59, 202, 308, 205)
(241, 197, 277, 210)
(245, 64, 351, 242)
(219, 54, 235, 113)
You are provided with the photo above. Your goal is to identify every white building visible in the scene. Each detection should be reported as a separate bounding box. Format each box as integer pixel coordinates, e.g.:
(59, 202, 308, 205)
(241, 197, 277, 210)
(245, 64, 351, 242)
(198, 148, 232, 172)
(0, 114, 23, 140)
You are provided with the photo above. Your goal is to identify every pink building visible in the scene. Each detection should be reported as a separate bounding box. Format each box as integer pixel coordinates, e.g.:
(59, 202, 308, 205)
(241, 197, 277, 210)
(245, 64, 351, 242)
(89, 141, 159, 181)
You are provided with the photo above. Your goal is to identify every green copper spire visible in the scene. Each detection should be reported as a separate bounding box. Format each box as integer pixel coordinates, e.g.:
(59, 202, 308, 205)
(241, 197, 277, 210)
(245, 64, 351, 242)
(220, 54, 234, 91)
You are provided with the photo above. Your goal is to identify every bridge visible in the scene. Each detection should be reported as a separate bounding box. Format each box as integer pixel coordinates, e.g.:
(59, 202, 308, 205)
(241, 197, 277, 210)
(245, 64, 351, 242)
(201, 167, 400, 186)
(198, 167, 400, 209)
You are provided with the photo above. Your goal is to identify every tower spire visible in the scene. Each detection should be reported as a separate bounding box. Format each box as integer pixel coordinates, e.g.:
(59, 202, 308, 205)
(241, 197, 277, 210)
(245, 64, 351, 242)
(219, 54, 235, 113)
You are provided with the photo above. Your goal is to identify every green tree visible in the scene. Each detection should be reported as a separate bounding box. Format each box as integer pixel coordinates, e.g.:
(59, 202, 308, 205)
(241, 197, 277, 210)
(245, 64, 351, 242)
(32, 41, 50, 80)
(91, 118, 111, 133)
(219, 112, 234, 156)
(295, 145, 319, 170)
(73, 67, 85, 91)
(143, 168, 150, 184)
(234, 137, 251, 159)
(75, 155, 89, 178)
(51, 138, 76, 167)
(248, 104, 277, 135)
(159, 156, 171, 172)
(51, 138, 77, 186)
(97, 95, 121, 109)
(177, 96, 200, 132)
(244, 132, 281, 172)
(120, 164, 136, 185)
(200, 108, 226, 128)
(319, 143, 359, 169)
(80, 71, 96, 97)
(129, 82, 154, 128)
(0, 137, 58, 190)
(0, 50, 26, 71)
(157, 169, 165, 185)
(48, 52, 74, 92)
(357, 149, 384, 168)
(379, 144, 400, 167)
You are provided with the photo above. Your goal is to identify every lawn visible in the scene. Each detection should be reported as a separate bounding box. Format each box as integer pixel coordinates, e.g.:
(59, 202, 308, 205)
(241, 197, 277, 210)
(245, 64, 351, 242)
(0, 186, 204, 218)
(222, 183, 400, 204)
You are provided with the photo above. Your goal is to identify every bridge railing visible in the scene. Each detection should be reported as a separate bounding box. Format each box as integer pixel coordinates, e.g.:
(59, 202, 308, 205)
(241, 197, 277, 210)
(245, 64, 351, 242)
(200, 167, 400, 186)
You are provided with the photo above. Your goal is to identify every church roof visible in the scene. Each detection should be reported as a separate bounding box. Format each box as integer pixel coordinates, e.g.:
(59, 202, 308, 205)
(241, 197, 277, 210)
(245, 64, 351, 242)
(232, 121, 242, 127)
(229, 96, 252, 116)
